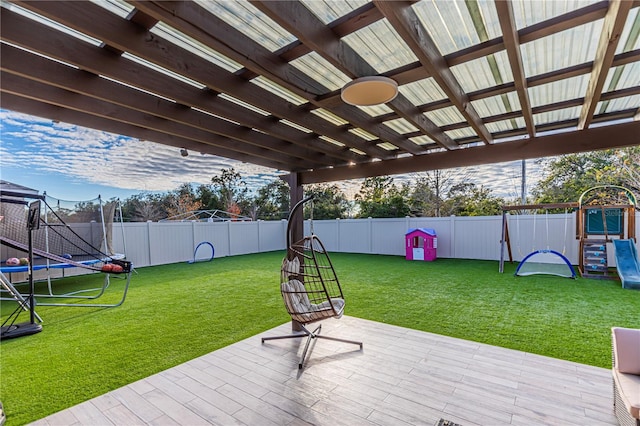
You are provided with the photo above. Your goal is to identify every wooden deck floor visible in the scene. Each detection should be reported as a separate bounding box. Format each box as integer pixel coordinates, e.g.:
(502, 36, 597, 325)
(31, 317, 616, 426)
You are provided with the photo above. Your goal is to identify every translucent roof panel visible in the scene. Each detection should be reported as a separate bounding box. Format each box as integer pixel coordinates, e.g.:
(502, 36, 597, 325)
(342, 19, 418, 73)
(411, 0, 502, 55)
(383, 118, 419, 134)
(521, 22, 603, 77)
(151, 23, 243, 73)
(91, 0, 134, 18)
(218, 94, 270, 116)
(3, 2, 102, 47)
(290, 52, 350, 92)
(451, 51, 513, 92)
(377, 142, 399, 151)
(410, 135, 435, 146)
(445, 127, 477, 139)
(617, 8, 640, 54)
(599, 95, 640, 115)
(399, 78, 447, 105)
(533, 106, 581, 126)
(300, 0, 368, 24)
(349, 128, 378, 141)
(122, 52, 206, 89)
(528, 75, 590, 108)
(424, 106, 466, 127)
(280, 119, 312, 133)
(357, 104, 394, 117)
(603, 63, 640, 92)
(311, 109, 349, 126)
(195, 0, 296, 52)
(250, 76, 308, 106)
(486, 117, 526, 134)
(471, 92, 522, 118)
(511, 0, 601, 29)
(319, 136, 345, 147)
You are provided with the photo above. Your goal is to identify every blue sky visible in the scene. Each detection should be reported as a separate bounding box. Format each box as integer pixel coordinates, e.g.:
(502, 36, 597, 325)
(1, 109, 540, 202)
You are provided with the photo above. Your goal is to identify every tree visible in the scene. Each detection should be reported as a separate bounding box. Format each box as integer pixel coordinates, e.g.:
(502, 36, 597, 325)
(210, 168, 249, 214)
(441, 182, 504, 216)
(355, 176, 410, 218)
(164, 183, 202, 219)
(304, 184, 349, 219)
(120, 193, 166, 222)
(532, 148, 640, 204)
(253, 179, 290, 220)
(409, 170, 463, 217)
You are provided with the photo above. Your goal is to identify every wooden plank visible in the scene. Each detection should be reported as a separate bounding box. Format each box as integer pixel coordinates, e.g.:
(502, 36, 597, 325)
(375, 0, 493, 145)
(12, 1, 388, 161)
(251, 0, 443, 154)
(578, 0, 633, 129)
(299, 120, 640, 184)
(495, 0, 535, 138)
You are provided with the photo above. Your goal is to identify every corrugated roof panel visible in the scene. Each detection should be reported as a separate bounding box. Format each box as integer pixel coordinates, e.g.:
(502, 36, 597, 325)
(219, 94, 270, 116)
(195, 0, 296, 52)
(528, 75, 589, 108)
(533, 106, 581, 125)
(445, 127, 477, 139)
(280, 119, 313, 133)
(311, 109, 350, 126)
(521, 22, 602, 77)
(251, 76, 308, 106)
(383, 118, 419, 134)
(3, 2, 102, 47)
(511, 0, 600, 29)
(412, 0, 501, 55)
(486, 117, 526, 133)
(617, 8, 640, 54)
(377, 142, 399, 151)
(424, 106, 466, 127)
(349, 128, 378, 141)
(343, 20, 418, 73)
(451, 51, 513, 92)
(410, 135, 435, 146)
(91, 0, 134, 18)
(605, 63, 640, 91)
(151, 22, 243, 73)
(471, 92, 522, 118)
(357, 104, 394, 117)
(600, 95, 640, 114)
(300, 0, 368, 24)
(320, 136, 345, 147)
(122, 52, 207, 89)
(290, 52, 350, 92)
(399, 78, 447, 105)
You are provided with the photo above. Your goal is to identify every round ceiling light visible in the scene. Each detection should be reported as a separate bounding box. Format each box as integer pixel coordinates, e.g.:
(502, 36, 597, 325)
(341, 76, 398, 106)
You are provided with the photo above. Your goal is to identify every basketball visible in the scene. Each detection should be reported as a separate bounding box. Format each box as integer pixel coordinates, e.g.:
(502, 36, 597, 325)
(111, 264, 124, 273)
(19, 258, 29, 266)
(5, 257, 20, 266)
(101, 264, 114, 273)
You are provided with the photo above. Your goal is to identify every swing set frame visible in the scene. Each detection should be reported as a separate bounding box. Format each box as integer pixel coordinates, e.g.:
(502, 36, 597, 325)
(499, 202, 579, 274)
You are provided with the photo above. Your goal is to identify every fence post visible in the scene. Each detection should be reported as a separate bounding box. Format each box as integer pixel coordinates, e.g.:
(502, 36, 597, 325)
(450, 215, 456, 259)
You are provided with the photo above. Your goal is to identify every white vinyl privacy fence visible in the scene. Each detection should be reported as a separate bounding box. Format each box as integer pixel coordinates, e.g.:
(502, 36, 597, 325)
(112, 213, 640, 268)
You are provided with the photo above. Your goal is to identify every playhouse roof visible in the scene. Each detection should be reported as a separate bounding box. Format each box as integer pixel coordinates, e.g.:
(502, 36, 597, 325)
(406, 228, 436, 237)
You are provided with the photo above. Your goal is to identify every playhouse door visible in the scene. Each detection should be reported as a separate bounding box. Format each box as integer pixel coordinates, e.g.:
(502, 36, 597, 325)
(413, 247, 424, 261)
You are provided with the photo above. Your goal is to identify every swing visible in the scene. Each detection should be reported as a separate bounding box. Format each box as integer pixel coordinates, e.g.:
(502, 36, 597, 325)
(261, 196, 362, 369)
(514, 207, 576, 278)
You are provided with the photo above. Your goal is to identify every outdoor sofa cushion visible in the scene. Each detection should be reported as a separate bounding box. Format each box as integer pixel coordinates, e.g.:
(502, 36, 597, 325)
(613, 327, 640, 375)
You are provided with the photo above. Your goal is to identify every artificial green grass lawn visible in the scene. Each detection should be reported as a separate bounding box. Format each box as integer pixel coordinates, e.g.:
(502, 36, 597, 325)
(1, 251, 639, 425)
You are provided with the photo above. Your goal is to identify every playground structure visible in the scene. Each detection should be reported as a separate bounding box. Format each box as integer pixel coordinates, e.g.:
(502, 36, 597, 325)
(500, 202, 579, 278)
(577, 186, 638, 286)
(500, 185, 639, 288)
(160, 209, 252, 222)
(0, 184, 132, 311)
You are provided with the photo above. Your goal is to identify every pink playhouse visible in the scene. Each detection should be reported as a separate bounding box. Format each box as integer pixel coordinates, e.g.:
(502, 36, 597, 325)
(405, 228, 437, 261)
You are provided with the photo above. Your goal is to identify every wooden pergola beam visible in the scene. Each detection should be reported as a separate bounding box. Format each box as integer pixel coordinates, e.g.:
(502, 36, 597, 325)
(578, 0, 633, 129)
(251, 0, 454, 153)
(495, 0, 535, 138)
(13, 1, 389, 161)
(1, 72, 318, 169)
(0, 93, 291, 171)
(375, 0, 493, 145)
(298, 120, 640, 184)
